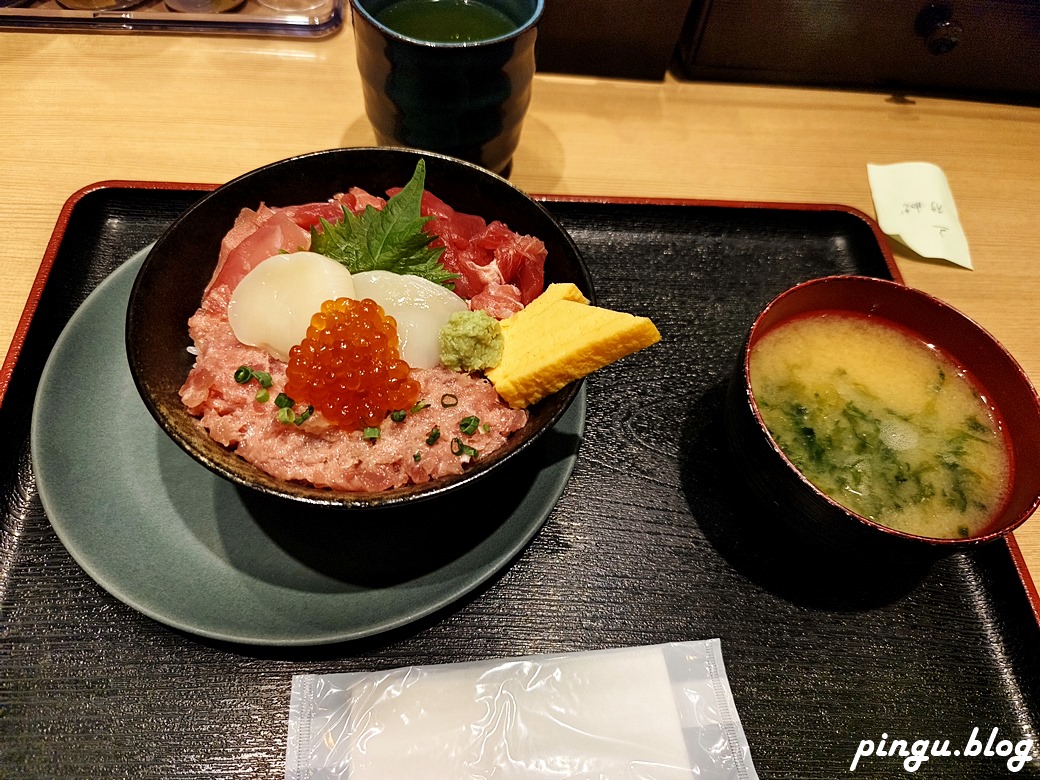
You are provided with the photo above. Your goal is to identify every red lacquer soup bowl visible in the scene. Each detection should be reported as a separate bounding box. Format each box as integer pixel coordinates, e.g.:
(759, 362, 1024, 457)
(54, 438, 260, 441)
(726, 275, 1040, 553)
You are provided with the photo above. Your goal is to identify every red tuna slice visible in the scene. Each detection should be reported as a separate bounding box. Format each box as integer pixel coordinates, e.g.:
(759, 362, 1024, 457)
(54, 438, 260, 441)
(503, 233, 547, 305)
(382, 186, 546, 304)
(442, 247, 503, 301)
(429, 217, 492, 260)
(280, 200, 351, 230)
(340, 187, 387, 213)
(472, 222, 547, 305)
(423, 194, 546, 305)
(274, 189, 387, 243)
(387, 187, 489, 250)
(387, 188, 484, 233)
(284, 189, 386, 229)
(421, 190, 488, 240)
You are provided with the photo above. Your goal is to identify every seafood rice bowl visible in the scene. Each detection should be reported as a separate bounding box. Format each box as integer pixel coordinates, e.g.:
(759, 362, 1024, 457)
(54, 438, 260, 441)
(126, 148, 594, 509)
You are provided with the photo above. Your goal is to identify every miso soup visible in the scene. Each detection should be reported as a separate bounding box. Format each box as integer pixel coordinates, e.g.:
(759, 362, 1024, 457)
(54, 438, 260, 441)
(749, 312, 1011, 539)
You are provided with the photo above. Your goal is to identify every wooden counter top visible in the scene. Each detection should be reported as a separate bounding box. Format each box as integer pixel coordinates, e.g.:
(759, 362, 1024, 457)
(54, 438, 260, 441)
(2, 29, 1039, 589)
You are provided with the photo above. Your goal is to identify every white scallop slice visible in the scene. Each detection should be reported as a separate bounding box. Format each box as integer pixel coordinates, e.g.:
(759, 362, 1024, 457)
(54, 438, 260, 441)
(353, 271, 468, 368)
(228, 251, 356, 362)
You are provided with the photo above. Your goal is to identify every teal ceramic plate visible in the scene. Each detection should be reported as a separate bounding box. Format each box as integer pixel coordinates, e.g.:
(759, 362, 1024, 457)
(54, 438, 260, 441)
(30, 249, 585, 646)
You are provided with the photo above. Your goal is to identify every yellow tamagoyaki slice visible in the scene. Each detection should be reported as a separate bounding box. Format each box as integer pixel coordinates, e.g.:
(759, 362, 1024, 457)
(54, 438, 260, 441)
(498, 282, 590, 331)
(486, 285, 660, 409)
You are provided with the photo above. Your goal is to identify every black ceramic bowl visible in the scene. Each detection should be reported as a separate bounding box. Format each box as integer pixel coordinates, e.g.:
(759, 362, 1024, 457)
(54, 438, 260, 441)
(726, 275, 1040, 552)
(126, 147, 592, 509)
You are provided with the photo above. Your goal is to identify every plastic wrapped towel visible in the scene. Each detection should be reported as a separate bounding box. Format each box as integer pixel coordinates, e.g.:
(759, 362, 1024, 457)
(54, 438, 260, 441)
(285, 639, 759, 780)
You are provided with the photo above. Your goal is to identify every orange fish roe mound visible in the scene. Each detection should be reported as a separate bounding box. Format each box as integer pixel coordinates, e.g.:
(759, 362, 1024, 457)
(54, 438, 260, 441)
(285, 297, 421, 431)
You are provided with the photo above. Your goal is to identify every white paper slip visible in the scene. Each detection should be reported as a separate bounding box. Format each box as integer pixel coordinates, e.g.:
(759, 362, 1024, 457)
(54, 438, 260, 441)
(866, 162, 972, 269)
(285, 640, 760, 780)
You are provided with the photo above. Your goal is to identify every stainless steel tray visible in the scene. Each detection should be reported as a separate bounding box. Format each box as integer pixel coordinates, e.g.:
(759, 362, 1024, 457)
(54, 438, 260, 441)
(0, 0, 343, 36)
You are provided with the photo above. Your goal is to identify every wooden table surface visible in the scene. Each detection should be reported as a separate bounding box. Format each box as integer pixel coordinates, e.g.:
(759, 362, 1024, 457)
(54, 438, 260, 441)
(2, 29, 1039, 591)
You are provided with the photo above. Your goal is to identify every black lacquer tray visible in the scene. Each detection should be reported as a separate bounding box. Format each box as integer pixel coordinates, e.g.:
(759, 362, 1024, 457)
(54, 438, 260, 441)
(2, 183, 1038, 779)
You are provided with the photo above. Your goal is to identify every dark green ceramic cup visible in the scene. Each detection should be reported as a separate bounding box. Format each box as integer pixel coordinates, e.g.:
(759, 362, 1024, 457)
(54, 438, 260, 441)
(350, 0, 543, 176)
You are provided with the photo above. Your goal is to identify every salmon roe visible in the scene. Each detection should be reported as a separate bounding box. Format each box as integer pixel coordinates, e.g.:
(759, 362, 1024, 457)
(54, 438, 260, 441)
(285, 297, 421, 431)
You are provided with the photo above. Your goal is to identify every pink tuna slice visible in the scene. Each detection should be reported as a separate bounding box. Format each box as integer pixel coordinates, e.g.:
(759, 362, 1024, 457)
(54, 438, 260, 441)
(203, 191, 386, 298)
(469, 283, 524, 319)
(205, 209, 311, 296)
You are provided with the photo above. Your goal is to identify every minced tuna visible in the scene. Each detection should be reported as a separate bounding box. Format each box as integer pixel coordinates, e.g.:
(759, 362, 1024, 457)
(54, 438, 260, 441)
(180, 283, 527, 492)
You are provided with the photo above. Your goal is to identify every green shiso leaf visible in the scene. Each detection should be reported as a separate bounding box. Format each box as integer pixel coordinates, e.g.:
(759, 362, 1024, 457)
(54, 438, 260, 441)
(308, 159, 458, 288)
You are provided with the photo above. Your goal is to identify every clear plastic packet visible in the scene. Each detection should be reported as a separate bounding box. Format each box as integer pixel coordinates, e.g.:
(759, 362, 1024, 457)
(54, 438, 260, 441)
(285, 639, 759, 780)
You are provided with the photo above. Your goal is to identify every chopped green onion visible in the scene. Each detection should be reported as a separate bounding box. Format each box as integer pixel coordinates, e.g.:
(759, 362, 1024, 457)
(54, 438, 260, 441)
(255, 388, 270, 403)
(481, 422, 491, 433)
(363, 427, 381, 440)
(294, 406, 314, 426)
(426, 427, 441, 446)
(451, 438, 479, 458)
(274, 393, 294, 409)
(459, 416, 480, 435)
(413, 452, 422, 462)
(236, 366, 274, 389)
(277, 407, 296, 424)
(390, 409, 408, 423)
(411, 401, 430, 414)
(441, 393, 458, 407)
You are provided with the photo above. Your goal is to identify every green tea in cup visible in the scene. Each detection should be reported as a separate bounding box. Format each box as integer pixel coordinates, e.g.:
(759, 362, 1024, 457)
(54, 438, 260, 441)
(376, 0, 518, 43)
(350, 0, 543, 175)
